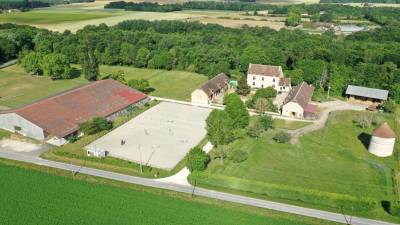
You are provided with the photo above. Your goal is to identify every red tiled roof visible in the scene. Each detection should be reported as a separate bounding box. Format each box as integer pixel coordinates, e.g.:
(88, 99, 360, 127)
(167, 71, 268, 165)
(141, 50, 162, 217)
(8, 79, 147, 138)
(372, 122, 396, 139)
(284, 82, 315, 109)
(279, 77, 291, 87)
(247, 64, 283, 77)
(304, 103, 317, 113)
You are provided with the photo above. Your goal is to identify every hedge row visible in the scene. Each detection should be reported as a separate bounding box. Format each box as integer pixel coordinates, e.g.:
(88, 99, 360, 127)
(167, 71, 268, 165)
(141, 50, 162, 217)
(190, 172, 376, 211)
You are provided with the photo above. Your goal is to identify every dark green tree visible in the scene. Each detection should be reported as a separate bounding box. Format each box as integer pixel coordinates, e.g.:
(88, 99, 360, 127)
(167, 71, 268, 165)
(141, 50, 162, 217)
(186, 147, 210, 172)
(224, 93, 249, 129)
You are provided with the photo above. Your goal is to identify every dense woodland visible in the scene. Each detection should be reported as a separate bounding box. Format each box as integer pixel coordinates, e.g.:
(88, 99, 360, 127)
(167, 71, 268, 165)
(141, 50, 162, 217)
(0, 1, 49, 10)
(0, 5, 400, 101)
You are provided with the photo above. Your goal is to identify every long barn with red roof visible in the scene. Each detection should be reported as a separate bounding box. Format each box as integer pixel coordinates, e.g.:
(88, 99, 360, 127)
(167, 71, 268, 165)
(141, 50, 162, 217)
(0, 79, 149, 145)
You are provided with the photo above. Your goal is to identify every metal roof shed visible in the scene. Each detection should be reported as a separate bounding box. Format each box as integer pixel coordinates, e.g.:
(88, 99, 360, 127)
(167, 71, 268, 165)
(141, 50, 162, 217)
(345, 85, 388, 101)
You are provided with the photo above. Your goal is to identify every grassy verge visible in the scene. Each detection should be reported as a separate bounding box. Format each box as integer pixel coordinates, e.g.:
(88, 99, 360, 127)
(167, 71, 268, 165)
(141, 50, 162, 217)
(0, 158, 340, 225)
(41, 100, 175, 178)
(193, 111, 400, 223)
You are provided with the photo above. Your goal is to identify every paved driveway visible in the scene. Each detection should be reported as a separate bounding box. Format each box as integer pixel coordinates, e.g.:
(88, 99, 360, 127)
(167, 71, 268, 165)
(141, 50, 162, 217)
(86, 102, 211, 170)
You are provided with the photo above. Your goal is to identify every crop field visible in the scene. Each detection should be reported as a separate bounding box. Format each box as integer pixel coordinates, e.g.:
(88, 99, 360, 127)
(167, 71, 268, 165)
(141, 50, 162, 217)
(0, 159, 339, 225)
(193, 111, 400, 222)
(0, 65, 88, 109)
(100, 65, 208, 101)
(0, 1, 290, 32)
(0, 12, 114, 25)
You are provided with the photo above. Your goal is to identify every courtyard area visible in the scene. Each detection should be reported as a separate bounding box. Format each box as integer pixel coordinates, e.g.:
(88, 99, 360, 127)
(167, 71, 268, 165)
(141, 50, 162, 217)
(86, 102, 211, 170)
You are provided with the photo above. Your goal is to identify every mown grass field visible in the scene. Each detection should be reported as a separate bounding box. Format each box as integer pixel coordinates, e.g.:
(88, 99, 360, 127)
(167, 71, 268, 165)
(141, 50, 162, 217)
(0, 65, 88, 109)
(100, 65, 207, 101)
(0, 159, 340, 225)
(194, 111, 400, 222)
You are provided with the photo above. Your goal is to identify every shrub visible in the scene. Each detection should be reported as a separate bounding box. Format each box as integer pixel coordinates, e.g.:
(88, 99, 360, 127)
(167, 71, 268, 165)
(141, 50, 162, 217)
(128, 79, 153, 93)
(186, 147, 210, 172)
(273, 132, 291, 143)
(355, 114, 372, 128)
(79, 117, 112, 135)
(228, 149, 248, 163)
(382, 100, 397, 113)
(259, 114, 274, 130)
(67, 134, 79, 143)
(210, 147, 227, 160)
(247, 122, 263, 138)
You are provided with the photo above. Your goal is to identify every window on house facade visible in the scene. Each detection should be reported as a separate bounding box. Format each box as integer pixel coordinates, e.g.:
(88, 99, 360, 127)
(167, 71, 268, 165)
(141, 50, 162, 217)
(261, 85, 264, 88)
(273, 78, 275, 82)
(252, 82, 255, 86)
(262, 77, 264, 81)
(253, 76, 256, 80)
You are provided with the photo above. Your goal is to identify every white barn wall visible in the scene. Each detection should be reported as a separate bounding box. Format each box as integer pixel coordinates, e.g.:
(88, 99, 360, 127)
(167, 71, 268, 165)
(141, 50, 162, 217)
(282, 102, 304, 118)
(0, 113, 45, 140)
(368, 136, 395, 157)
(247, 74, 281, 91)
(191, 89, 210, 105)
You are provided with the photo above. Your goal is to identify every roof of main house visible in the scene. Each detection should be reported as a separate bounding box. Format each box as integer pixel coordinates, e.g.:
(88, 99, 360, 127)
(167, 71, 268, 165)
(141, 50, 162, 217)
(345, 85, 388, 100)
(4, 79, 147, 138)
(200, 73, 230, 97)
(372, 122, 396, 139)
(283, 82, 315, 109)
(247, 64, 282, 77)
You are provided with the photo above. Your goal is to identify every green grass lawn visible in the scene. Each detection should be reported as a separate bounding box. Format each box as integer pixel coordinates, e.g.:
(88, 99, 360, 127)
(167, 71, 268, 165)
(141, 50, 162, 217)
(0, 158, 339, 225)
(100, 65, 208, 101)
(193, 111, 400, 222)
(0, 11, 114, 25)
(0, 65, 88, 109)
(274, 118, 312, 130)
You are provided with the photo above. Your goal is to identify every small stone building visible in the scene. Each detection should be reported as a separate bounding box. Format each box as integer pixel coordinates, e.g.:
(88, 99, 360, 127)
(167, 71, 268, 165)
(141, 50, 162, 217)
(368, 122, 396, 157)
(191, 73, 230, 105)
(281, 82, 316, 119)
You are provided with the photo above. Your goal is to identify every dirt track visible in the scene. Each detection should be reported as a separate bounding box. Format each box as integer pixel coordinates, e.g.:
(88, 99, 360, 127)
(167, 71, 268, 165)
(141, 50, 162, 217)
(290, 101, 366, 144)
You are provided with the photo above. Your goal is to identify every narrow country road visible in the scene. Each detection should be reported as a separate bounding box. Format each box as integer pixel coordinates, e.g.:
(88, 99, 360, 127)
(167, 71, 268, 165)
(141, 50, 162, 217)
(291, 101, 366, 144)
(0, 149, 397, 225)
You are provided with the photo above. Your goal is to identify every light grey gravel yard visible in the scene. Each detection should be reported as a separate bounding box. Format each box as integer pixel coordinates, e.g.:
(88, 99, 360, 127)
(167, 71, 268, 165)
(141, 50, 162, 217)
(86, 102, 211, 170)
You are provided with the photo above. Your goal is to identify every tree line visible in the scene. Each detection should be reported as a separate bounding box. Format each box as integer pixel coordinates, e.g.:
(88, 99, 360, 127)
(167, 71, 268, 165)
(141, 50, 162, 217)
(320, 0, 400, 3)
(0, 1, 49, 10)
(1, 16, 400, 102)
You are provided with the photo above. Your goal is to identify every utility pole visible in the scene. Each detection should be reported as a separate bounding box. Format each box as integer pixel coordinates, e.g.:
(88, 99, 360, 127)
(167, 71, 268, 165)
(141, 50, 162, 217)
(327, 85, 331, 100)
(138, 144, 143, 174)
